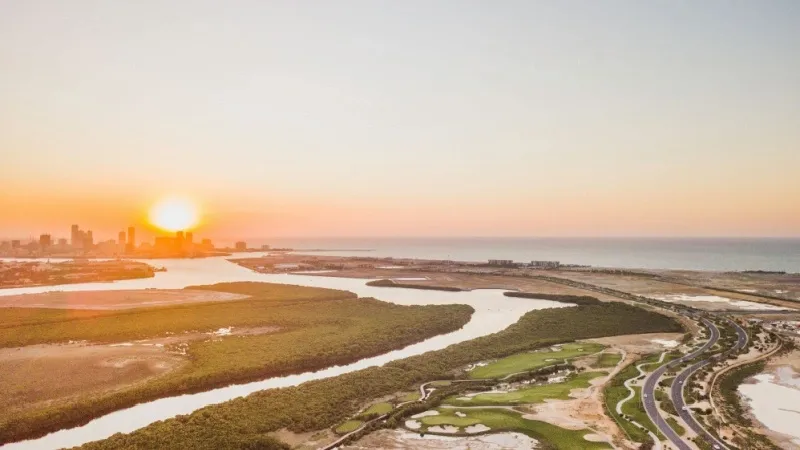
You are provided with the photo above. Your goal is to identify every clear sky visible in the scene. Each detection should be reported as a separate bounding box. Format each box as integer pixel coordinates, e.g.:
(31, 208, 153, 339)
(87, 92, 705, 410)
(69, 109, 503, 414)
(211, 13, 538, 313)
(1, 1, 798, 239)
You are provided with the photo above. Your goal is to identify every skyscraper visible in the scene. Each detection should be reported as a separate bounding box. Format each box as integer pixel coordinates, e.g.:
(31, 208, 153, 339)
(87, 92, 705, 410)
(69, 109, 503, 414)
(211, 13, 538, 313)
(126, 226, 136, 253)
(39, 234, 52, 248)
(70, 224, 81, 248)
(176, 231, 185, 251)
(118, 231, 126, 252)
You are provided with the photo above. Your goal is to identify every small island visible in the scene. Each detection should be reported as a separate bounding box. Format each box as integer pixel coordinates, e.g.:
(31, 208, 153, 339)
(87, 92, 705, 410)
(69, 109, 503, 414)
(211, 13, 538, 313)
(0, 260, 158, 289)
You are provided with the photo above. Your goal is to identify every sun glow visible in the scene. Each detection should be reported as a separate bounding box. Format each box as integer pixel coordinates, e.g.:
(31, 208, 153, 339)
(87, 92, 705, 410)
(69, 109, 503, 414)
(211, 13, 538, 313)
(148, 197, 200, 232)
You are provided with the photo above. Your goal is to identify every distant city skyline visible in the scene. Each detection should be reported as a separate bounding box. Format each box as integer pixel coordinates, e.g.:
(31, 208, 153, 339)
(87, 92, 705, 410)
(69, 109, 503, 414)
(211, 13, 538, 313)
(2, 1, 798, 238)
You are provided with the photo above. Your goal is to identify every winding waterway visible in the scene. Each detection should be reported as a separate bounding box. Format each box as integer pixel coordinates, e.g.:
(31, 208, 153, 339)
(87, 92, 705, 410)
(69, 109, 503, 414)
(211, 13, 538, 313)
(0, 255, 569, 450)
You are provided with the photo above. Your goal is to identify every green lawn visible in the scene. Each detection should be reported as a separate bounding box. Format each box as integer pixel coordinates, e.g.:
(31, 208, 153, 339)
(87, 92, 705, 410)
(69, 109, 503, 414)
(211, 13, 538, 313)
(469, 342, 605, 379)
(667, 417, 685, 436)
(334, 420, 363, 434)
(420, 408, 611, 449)
(593, 352, 622, 368)
(620, 386, 658, 435)
(360, 402, 392, 416)
(603, 357, 662, 444)
(397, 392, 419, 402)
(446, 371, 605, 406)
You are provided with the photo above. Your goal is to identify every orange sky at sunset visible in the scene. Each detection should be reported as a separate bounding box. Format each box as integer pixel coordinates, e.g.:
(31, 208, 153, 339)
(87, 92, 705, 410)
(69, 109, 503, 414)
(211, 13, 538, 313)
(2, 2, 799, 240)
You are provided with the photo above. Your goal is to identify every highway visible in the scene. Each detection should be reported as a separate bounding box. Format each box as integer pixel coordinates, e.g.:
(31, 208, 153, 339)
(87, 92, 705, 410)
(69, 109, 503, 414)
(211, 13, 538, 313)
(642, 318, 720, 450)
(672, 319, 748, 450)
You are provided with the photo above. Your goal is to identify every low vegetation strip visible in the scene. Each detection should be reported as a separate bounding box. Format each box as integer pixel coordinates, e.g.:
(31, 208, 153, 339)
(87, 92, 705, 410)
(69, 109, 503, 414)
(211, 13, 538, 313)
(468, 342, 604, 379)
(78, 302, 683, 450)
(503, 291, 603, 305)
(0, 283, 473, 445)
(365, 279, 462, 291)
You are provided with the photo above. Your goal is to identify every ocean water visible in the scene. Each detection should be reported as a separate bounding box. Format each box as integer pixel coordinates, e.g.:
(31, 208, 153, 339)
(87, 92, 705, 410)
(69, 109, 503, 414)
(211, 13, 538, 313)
(247, 237, 800, 272)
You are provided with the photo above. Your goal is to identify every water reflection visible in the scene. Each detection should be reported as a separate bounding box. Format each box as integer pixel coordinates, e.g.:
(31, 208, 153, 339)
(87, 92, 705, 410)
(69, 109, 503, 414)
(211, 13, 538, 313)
(1, 255, 568, 450)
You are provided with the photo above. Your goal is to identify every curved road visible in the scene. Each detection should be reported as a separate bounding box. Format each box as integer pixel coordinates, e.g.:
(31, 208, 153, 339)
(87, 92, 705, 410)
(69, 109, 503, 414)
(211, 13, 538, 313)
(642, 318, 720, 450)
(672, 319, 748, 450)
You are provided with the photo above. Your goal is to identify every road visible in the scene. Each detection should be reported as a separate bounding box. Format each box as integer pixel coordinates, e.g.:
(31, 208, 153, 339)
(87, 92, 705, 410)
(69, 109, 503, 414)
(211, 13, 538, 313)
(642, 318, 720, 450)
(672, 319, 748, 450)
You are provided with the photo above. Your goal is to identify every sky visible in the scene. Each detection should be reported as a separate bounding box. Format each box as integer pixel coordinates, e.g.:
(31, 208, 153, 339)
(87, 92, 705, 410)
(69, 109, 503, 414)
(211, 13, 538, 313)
(1, 1, 799, 240)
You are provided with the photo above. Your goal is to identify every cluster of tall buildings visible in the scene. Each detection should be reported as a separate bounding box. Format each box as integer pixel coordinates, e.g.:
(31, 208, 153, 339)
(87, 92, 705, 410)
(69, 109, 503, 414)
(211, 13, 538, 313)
(1, 225, 216, 257)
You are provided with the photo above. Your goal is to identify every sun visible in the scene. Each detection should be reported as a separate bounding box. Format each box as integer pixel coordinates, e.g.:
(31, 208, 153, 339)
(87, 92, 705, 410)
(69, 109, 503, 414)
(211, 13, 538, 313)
(148, 197, 200, 232)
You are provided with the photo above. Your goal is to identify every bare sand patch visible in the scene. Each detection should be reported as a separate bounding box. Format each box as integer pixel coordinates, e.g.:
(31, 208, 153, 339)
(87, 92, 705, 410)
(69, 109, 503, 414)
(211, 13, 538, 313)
(269, 428, 334, 450)
(0, 342, 185, 421)
(0, 289, 250, 310)
(342, 429, 538, 449)
(0, 324, 280, 423)
(586, 332, 684, 355)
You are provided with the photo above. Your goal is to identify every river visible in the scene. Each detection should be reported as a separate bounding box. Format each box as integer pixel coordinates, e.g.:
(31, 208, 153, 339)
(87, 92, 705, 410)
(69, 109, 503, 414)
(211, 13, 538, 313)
(0, 254, 568, 450)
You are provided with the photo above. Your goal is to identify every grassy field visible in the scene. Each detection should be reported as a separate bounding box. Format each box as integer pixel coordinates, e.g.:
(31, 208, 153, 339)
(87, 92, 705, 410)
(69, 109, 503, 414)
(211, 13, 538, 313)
(622, 386, 658, 435)
(334, 420, 363, 434)
(360, 402, 392, 416)
(469, 342, 605, 379)
(593, 352, 622, 368)
(420, 408, 611, 449)
(667, 417, 685, 436)
(603, 360, 654, 443)
(397, 392, 419, 402)
(0, 282, 473, 445)
(78, 301, 683, 450)
(446, 371, 605, 406)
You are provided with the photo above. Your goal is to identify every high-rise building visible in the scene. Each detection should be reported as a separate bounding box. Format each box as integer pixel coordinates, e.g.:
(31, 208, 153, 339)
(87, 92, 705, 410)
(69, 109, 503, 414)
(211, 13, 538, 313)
(126, 226, 136, 253)
(235, 241, 247, 251)
(57, 238, 68, 247)
(84, 230, 94, 248)
(11, 240, 21, 249)
(176, 231, 185, 250)
(71, 224, 82, 248)
(39, 234, 52, 248)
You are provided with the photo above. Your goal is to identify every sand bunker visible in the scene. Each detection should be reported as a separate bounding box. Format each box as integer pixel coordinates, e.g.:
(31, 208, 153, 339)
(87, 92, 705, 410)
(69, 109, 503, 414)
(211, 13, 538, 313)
(411, 411, 440, 419)
(464, 424, 491, 434)
(404, 420, 422, 430)
(428, 425, 459, 434)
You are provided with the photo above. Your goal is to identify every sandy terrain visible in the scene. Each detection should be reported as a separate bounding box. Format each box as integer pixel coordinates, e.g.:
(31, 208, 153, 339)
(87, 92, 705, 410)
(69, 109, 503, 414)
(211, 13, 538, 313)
(0, 289, 249, 310)
(544, 270, 800, 310)
(342, 429, 538, 450)
(270, 428, 335, 450)
(587, 332, 685, 355)
(662, 269, 800, 303)
(0, 325, 280, 422)
(0, 342, 185, 420)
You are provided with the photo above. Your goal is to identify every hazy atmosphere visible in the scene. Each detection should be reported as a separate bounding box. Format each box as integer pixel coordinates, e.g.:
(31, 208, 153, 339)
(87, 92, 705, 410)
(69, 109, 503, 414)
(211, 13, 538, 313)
(2, 1, 799, 238)
(3, 4, 800, 450)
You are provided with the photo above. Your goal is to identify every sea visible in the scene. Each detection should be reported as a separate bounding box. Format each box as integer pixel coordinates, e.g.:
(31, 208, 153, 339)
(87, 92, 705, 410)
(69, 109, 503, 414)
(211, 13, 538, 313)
(244, 237, 800, 273)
